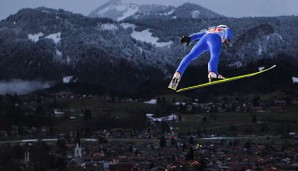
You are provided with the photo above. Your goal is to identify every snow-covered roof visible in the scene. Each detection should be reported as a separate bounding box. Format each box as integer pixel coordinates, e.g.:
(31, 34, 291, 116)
(144, 99, 157, 104)
(146, 113, 178, 122)
(63, 76, 74, 84)
(292, 76, 298, 83)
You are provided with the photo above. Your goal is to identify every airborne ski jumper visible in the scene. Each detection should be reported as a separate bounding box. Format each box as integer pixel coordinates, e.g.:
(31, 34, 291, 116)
(168, 25, 233, 90)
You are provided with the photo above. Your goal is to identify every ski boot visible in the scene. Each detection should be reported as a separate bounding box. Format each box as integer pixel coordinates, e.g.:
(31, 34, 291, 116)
(168, 72, 181, 90)
(208, 71, 225, 82)
(218, 74, 225, 80)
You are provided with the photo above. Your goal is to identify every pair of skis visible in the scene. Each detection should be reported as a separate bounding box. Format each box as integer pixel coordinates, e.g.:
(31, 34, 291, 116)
(173, 65, 276, 92)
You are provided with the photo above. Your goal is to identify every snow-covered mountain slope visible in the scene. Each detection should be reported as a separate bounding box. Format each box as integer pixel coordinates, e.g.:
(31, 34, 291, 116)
(0, 8, 170, 94)
(89, 0, 222, 21)
(89, 0, 174, 21)
(171, 2, 222, 19)
(120, 23, 172, 48)
(89, 0, 138, 21)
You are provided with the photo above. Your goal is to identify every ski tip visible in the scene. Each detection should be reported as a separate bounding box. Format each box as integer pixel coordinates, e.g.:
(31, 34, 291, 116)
(175, 88, 185, 92)
(168, 86, 178, 91)
(271, 65, 277, 68)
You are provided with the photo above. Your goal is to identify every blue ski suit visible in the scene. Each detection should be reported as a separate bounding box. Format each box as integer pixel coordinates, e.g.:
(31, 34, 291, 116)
(176, 26, 232, 76)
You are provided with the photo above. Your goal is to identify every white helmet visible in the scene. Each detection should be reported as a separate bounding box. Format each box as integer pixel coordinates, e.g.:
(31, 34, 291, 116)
(217, 25, 229, 29)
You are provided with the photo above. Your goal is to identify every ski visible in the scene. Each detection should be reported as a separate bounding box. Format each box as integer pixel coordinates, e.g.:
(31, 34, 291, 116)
(176, 65, 276, 93)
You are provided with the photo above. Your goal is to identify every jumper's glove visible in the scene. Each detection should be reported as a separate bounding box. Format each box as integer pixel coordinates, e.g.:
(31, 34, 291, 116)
(224, 38, 230, 48)
(180, 36, 191, 46)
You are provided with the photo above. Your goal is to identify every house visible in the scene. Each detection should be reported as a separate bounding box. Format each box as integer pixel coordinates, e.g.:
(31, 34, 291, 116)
(67, 143, 86, 170)
(67, 156, 86, 171)
(251, 106, 267, 113)
(53, 109, 64, 115)
(269, 106, 285, 113)
(109, 162, 133, 171)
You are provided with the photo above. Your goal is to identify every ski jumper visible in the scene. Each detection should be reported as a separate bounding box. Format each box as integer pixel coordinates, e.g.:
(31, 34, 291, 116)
(176, 26, 231, 76)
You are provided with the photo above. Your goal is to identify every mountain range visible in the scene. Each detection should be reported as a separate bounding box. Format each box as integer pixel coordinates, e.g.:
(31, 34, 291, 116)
(0, 0, 297, 96)
(89, 0, 222, 21)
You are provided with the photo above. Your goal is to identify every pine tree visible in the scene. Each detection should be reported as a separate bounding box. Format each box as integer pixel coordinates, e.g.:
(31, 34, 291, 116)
(159, 135, 166, 148)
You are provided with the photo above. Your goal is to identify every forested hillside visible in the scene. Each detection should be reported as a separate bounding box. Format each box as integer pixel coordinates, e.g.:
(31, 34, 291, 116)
(0, 4, 297, 96)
